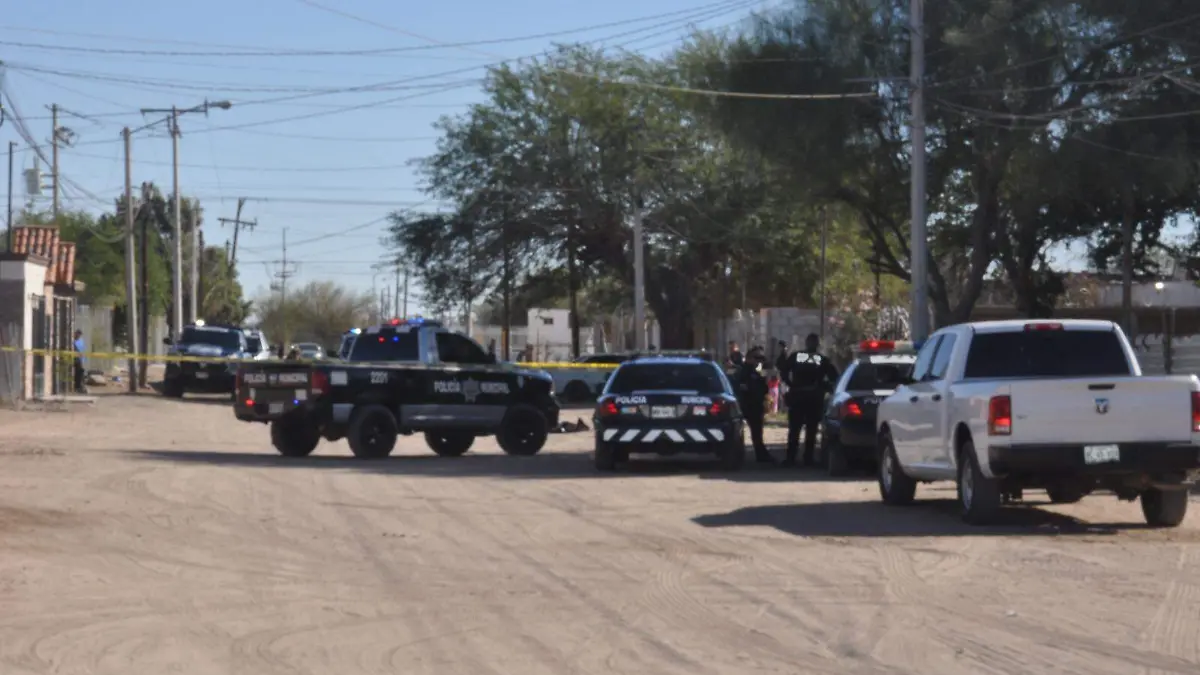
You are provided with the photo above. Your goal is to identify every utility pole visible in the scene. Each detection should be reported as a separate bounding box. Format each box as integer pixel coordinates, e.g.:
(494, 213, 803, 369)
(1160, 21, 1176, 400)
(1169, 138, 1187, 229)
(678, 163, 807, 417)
(402, 269, 409, 318)
(138, 100, 233, 335)
(268, 228, 298, 348)
(632, 195, 646, 351)
(394, 262, 401, 317)
(6, 141, 14, 252)
(122, 128, 138, 393)
(138, 182, 151, 388)
(50, 104, 59, 219)
(819, 207, 829, 344)
(217, 198, 255, 268)
(909, 0, 929, 342)
(502, 219, 511, 358)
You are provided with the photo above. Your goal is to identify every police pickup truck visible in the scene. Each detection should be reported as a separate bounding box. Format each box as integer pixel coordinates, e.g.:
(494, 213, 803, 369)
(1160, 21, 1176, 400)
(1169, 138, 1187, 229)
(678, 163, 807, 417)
(233, 318, 560, 460)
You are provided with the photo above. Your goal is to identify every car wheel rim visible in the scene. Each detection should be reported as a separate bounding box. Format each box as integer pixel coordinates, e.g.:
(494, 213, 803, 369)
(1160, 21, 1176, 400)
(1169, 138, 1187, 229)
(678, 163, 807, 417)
(961, 463, 974, 509)
(881, 448, 893, 491)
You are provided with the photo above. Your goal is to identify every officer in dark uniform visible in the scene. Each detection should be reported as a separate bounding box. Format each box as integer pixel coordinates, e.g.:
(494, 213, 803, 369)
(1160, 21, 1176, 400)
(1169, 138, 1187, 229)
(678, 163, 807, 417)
(734, 346, 772, 463)
(781, 333, 839, 467)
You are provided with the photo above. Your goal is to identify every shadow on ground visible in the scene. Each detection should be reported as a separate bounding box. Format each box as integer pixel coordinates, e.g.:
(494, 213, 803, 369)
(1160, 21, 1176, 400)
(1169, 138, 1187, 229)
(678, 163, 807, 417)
(126, 446, 861, 482)
(142, 381, 232, 407)
(693, 499, 1179, 538)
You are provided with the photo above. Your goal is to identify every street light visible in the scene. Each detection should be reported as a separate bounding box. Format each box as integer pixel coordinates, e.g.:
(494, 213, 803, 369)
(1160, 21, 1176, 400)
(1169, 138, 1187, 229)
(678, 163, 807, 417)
(137, 100, 233, 335)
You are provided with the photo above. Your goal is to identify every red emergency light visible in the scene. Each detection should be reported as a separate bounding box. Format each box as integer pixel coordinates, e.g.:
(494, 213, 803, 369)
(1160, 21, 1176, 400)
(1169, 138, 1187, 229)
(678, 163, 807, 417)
(1023, 322, 1063, 331)
(859, 339, 894, 353)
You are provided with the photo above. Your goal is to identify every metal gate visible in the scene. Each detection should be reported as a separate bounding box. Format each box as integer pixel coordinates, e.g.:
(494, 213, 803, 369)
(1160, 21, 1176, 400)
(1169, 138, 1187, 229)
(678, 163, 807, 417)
(31, 294, 47, 398)
(52, 297, 74, 395)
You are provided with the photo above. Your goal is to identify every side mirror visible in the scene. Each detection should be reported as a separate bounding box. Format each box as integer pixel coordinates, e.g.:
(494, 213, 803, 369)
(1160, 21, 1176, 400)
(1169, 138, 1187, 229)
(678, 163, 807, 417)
(162, 337, 173, 346)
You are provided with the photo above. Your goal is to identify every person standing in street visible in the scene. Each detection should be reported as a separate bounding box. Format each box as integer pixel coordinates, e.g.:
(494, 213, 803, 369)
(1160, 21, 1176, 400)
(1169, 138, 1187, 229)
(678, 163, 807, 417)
(726, 340, 744, 369)
(735, 346, 772, 463)
(72, 330, 86, 393)
(780, 333, 839, 467)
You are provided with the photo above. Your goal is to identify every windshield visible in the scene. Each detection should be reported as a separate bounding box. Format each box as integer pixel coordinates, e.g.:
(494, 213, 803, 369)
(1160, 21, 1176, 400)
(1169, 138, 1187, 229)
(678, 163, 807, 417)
(846, 360, 914, 390)
(964, 329, 1132, 379)
(246, 337, 263, 353)
(179, 327, 241, 351)
(347, 329, 420, 362)
(607, 363, 726, 394)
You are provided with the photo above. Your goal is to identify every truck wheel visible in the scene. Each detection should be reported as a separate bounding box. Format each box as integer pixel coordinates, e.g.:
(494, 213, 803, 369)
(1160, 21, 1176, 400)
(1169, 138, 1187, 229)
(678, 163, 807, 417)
(563, 380, 592, 403)
(1140, 488, 1189, 527)
(497, 404, 549, 456)
(958, 440, 1002, 525)
(425, 431, 474, 457)
(595, 442, 617, 471)
(1046, 483, 1087, 504)
(347, 404, 398, 460)
(162, 378, 184, 398)
(719, 434, 745, 472)
(878, 432, 917, 505)
(270, 415, 320, 458)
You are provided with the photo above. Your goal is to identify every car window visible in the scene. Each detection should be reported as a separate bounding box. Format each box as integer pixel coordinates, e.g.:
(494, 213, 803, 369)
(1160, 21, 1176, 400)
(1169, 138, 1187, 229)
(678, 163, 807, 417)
(909, 336, 942, 382)
(245, 337, 262, 353)
(963, 328, 1132, 378)
(179, 327, 242, 351)
(846, 361, 914, 390)
(436, 332, 491, 365)
(348, 329, 419, 361)
(834, 363, 856, 393)
(927, 334, 957, 381)
(606, 363, 726, 394)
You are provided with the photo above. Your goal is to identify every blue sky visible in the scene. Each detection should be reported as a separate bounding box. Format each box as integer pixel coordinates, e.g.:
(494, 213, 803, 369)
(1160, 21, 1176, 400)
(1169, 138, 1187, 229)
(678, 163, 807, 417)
(1, 0, 763, 314)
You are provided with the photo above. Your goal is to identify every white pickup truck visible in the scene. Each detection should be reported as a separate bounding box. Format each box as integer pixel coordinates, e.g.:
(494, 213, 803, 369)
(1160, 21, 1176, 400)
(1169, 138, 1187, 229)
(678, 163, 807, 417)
(875, 319, 1200, 527)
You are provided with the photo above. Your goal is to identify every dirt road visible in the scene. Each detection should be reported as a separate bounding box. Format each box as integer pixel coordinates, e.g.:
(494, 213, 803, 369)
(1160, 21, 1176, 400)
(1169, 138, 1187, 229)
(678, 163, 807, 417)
(2, 394, 1200, 674)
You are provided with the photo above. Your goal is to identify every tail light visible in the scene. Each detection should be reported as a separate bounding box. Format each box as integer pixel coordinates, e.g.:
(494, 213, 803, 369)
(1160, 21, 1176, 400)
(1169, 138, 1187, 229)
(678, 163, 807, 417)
(988, 395, 1012, 435)
(708, 399, 731, 417)
(1191, 392, 1200, 432)
(311, 370, 329, 396)
(1024, 322, 1062, 331)
(841, 401, 863, 417)
(597, 399, 619, 418)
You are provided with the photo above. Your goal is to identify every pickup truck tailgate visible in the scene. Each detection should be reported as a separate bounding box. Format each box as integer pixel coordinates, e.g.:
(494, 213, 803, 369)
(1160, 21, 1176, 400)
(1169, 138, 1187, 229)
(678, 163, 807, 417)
(237, 366, 313, 418)
(1008, 377, 1195, 444)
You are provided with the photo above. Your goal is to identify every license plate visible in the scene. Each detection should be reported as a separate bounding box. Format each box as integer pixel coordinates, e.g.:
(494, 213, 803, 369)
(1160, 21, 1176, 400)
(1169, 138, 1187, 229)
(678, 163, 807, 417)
(194, 371, 209, 379)
(1083, 444, 1120, 464)
(651, 406, 676, 419)
(268, 402, 283, 414)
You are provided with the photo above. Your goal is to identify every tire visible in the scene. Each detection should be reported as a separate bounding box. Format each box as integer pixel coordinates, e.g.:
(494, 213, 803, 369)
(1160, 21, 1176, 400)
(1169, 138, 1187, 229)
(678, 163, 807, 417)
(825, 435, 850, 477)
(562, 380, 593, 404)
(270, 415, 321, 458)
(594, 442, 617, 471)
(162, 378, 184, 398)
(425, 431, 474, 457)
(1046, 483, 1087, 505)
(719, 433, 745, 472)
(957, 440, 1002, 525)
(347, 404, 398, 460)
(497, 404, 549, 456)
(878, 431, 917, 505)
(1140, 488, 1189, 528)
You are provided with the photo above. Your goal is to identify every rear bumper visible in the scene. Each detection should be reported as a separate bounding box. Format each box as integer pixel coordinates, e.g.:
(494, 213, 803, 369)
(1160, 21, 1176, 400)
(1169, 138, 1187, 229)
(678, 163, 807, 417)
(596, 422, 740, 455)
(988, 443, 1200, 478)
(828, 417, 877, 452)
(167, 362, 235, 391)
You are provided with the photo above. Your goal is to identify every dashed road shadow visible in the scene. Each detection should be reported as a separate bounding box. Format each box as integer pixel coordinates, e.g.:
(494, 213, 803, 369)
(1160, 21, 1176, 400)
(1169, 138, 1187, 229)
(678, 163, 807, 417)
(693, 499, 1200, 539)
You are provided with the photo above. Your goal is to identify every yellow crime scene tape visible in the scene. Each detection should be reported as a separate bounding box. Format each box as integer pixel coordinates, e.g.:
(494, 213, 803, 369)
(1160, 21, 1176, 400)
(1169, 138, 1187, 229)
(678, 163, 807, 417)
(0, 346, 621, 368)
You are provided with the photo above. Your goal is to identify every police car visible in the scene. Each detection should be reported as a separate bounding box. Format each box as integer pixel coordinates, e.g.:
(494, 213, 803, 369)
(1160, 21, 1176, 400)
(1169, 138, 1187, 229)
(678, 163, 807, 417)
(592, 355, 745, 472)
(162, 320, 253, 399)
(233, 318, 559, 459)
(819, 339, 917, 475)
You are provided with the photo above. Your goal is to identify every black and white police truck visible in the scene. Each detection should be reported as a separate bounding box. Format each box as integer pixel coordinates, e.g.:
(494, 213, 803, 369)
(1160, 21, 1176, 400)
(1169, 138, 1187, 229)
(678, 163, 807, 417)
(591, 355, 746, 472)
(232, 318, 560, 459)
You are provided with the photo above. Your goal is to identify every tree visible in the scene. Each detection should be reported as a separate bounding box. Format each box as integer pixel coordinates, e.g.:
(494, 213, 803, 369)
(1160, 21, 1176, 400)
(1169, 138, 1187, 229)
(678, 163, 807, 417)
(254, 280, 374, 351)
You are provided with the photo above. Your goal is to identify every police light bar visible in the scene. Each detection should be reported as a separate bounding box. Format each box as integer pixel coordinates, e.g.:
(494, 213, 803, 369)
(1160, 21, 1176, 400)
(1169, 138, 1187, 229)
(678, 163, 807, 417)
(348, 327, 362, 335)
(858, 339, 915, 354)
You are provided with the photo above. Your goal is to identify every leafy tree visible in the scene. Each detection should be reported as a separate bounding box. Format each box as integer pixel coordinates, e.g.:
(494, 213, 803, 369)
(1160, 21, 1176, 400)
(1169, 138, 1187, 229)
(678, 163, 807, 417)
(254, 280, 373, 351)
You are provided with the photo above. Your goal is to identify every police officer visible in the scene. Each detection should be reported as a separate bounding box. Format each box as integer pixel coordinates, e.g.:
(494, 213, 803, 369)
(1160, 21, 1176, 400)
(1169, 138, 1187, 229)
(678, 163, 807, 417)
(781, 333, 839, 467)
(735, 346, 772, 463)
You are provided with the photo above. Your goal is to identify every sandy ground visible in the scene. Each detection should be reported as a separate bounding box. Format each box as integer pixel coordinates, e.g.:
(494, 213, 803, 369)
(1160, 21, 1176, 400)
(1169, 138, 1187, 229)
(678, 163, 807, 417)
(2, 394, 1200, 675)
